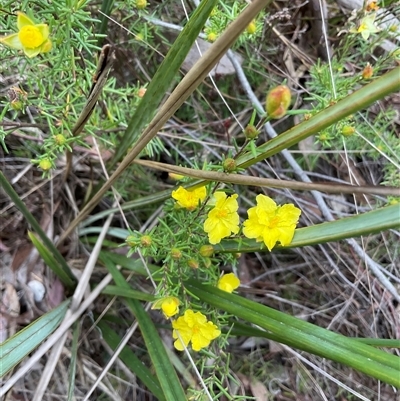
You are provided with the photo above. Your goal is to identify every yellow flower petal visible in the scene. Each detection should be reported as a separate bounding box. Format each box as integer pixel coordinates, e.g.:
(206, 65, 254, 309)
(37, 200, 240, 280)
(217, 273, 240, 293)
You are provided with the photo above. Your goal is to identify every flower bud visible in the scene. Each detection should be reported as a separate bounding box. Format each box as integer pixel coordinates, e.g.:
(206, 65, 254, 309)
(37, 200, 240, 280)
(246, 21, 257, 34)
(199, 245, 214, 257)
(341, 126, 355, 137)
(10, 100, 23, 111)
(171, 248, 182, 259)
(168, 173, 185, 181)
(244, 124, 259, 140)
(54, 134, 67, 146)
(188, 259, 199, 269)
(203, 257, 212, 268)
(266, 85, 291, 119)
(207, 32, 217, 42)
(362, 63, 373, 79)
(136, 0, 147, 9)
(140, 235, 152, 247)
(39, 159, 52, 171)
(138, 87, 147, 98)
(126, 235, 138, 248)
(222, 158, 237, 172)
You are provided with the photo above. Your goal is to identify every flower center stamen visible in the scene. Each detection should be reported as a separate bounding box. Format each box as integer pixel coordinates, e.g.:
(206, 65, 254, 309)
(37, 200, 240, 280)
(18, 25, 44, 48)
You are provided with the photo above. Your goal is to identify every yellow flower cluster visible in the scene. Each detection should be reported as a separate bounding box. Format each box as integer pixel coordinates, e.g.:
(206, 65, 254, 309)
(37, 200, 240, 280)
(154, 273, 240, 351)
(0, 12, 52, 58)
(171, 187, 301, 251)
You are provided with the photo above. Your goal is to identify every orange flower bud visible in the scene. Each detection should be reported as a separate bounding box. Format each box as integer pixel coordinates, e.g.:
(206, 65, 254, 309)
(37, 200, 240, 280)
(138, 87, 147, 98)
(265, 85, 291, 119)
(362, 63, 373, 79)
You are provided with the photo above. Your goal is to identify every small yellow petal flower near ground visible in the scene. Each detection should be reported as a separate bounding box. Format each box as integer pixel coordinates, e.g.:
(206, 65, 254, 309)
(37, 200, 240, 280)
(152, 296, 180, 318)
(243, 194, 301, 251)
(0, 12, 52, 58)
(172, 310, 221, 351)
(171, 186, 207, 211)
(218, 273, 240, 293)
(350, 13, 380, 40)
(203, 192, 240, 244)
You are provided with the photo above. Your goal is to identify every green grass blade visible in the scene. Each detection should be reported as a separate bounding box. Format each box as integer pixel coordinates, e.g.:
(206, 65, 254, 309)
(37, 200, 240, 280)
(101, 285, 155, 302)
(111, 0, 218, 164)
(96, 320, 166, 401)
(0, 172, 76, 288)
(216, 204, 400, 252)
(67, 321, 80, 401)
(186, 280, 400, 387)
(102, 256, 187, 401)
(0, 299, 70, 377)
(28, 232, 76, 288)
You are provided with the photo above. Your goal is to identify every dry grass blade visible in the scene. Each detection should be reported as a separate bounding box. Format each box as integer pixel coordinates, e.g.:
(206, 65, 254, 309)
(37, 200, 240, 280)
(133, 159, 400, 197)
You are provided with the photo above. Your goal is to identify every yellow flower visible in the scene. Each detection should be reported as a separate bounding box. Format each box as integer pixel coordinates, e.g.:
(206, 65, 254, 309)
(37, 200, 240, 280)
(171, 186, 207, 211)
(203, 192, 240, 244)
(243, 194, 301, 251)
(217, 273, 240, 293)
(352, 13, 380, 40)
(0, 12, 52, 58)
(152, 296, 180, 318)
(172, 310, 221, 351)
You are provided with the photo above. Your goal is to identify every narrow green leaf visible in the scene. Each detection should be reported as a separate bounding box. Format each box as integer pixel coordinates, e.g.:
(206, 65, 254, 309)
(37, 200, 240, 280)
(97, 320, 166, 401)
(67, 321, 80, 401)
(101, 285, 155, 302)
(186, 280, 400, 387)
(112, 0, 219, 164)
(216, 204, 400, 252)
(0, 300, 70, 377)
(28, 232, 76, 288)
(102, 256, 187, 401)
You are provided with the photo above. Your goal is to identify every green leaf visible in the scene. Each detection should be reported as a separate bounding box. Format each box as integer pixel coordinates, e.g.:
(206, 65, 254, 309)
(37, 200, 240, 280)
(0, 300, 70, 377)
(216, 204, 400, 252)
(186, 280, 400, 387)
(102, 256, 187, 401)
(101, 285, 155, 302)
(28, 232, 76, 288)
